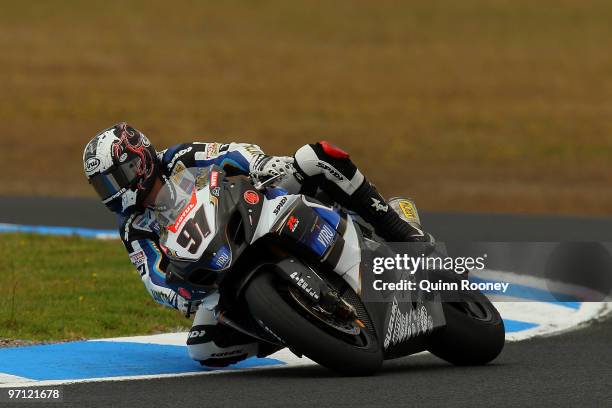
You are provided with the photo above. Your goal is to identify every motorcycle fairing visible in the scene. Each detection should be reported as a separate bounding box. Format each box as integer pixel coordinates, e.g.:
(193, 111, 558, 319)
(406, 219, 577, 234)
(355, 236, 447, 358)
(160, 167, 266, 286)
(158, 166, 448, 360)
(273, 198, 346, 264)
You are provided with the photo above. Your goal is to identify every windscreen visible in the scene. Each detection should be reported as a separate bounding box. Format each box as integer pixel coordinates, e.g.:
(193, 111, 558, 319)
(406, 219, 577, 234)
(154, 166, 217, 261)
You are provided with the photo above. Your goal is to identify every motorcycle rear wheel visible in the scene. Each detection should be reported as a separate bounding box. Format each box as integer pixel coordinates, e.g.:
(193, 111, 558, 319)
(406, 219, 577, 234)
(245, 271, 383, 376)
(426, 270, 505, 365)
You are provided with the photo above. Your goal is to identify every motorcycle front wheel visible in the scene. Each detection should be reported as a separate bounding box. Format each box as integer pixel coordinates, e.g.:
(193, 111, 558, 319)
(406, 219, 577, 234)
(245, 271, 383, 376)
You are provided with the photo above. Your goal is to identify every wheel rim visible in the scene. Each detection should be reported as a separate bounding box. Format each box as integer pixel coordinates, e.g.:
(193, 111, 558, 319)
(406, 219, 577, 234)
(285, 285, 371, 348)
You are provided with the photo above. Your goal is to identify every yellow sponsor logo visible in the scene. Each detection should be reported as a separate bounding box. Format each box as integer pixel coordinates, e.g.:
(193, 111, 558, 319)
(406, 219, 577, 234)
(398, 200, 419, 223)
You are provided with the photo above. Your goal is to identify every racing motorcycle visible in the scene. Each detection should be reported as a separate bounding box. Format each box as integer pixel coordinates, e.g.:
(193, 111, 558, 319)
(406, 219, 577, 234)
(156, 165, 505, 375)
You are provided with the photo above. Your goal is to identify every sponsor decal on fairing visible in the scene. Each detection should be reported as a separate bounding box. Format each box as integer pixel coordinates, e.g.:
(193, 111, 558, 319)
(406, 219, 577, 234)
(243, 190, 260, 205)
(273, 196, 288, 215)
(383, 297, 433, 349)
(316, 224, 335, 248)
(167, 188, 198, 233)
(286, 216, 300, 232)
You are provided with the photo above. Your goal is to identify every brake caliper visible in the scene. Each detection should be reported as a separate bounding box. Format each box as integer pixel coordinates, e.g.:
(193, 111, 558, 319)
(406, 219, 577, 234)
(318, 287, 357, 320)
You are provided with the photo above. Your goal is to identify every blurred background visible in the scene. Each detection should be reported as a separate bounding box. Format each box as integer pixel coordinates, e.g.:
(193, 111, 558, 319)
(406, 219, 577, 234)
(1, 0, 611, 215)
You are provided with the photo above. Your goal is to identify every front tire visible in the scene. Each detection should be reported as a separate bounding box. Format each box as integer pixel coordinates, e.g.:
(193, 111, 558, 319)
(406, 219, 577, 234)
(427, 271, 505, 365)
(245, 271, 383, 375)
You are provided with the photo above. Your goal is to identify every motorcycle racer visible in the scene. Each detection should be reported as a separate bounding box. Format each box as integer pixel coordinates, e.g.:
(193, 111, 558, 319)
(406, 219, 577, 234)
(83, 122, 433, 367)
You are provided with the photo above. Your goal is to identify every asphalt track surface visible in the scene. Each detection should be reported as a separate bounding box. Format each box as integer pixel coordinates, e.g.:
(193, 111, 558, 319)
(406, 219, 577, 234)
(24, 316, 612, 408)
(2, 196, 611, 407)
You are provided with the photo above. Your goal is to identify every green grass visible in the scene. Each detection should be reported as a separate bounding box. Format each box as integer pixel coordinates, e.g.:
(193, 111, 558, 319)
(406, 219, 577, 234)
(0, 234, 190, 341)
(1, 1, 612, 215)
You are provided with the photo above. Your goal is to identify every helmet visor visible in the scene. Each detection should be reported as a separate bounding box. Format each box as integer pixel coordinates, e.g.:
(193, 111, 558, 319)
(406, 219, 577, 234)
(90, 158, 141, 202)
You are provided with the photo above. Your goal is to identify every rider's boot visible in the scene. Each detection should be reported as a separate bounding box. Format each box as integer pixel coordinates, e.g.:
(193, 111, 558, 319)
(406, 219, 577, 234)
(292, 141, 434, 244)
(350, 179, 432, 243)
(188, 302, 260, 367)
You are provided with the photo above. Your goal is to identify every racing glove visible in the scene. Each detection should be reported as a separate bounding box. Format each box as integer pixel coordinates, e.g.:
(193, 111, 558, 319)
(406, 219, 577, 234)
(177, 296, 202, 318)
(250, 155, 303, 192)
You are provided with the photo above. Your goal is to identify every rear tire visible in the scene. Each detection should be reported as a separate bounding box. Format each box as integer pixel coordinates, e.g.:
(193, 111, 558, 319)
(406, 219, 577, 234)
(245, 271, 383, 375)
(427, 271, 505, 365)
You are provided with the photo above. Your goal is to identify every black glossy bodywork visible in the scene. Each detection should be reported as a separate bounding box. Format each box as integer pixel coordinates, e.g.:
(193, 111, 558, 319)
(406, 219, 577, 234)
(165, 167, 447, 360)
